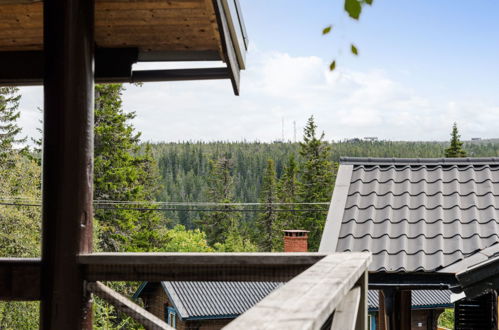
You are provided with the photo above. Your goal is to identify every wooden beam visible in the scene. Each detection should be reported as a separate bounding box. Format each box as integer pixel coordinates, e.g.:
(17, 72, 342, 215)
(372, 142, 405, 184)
(41, 0, 95, 328)
(331, 286, 361, 330)
(0, 258, 40, 301)
(0, 48, 137, 85)
(87, 281, 173, 330)
(222, 252, 371, 330)
(132, 67, 231, 83)
(79, 252, 328, 282)
(0, 50, 231, 86)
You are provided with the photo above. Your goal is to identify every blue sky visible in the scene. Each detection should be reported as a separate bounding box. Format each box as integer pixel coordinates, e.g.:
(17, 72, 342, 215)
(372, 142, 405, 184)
(242, 0, 499, 100)
(18, 1, 499, 142)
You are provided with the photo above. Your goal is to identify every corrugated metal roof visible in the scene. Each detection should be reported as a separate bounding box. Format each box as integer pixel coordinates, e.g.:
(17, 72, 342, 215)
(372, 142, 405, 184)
(163, 281, 282, 320)
(321, 157, 499, 272)
(367, 290, 453, 311)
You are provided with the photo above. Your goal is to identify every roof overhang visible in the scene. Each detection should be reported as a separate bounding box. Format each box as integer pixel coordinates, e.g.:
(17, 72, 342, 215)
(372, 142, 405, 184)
(0, 0, 247, 95)
(456, 254, 499, 299)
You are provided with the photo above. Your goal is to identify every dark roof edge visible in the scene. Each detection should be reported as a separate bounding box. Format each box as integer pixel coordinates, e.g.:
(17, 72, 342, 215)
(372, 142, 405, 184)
(132, 281, 148, 299)
(369, 303, 453, 312)
(340, 157, 499, 165)
(183, 314, 240, 321)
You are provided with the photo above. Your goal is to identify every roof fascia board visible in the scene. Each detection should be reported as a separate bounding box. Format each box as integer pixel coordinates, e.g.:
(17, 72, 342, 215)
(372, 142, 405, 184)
(132, 281, 148, 299)
(340, 157, 499, 165)
(212, 0, 241, 95)
(319, 164, 353, 253)
(220, 0, 247, 69)
(184, 314, 239, 321)
(161, 282, 189, 321)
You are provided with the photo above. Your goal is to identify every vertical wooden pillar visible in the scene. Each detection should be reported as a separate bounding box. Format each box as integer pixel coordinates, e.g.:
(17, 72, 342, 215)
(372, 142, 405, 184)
(355, 270, 368, 330)
(382, 289, 411, 330)
(378, 290, 386, 330)
(41, 0, 95, 329)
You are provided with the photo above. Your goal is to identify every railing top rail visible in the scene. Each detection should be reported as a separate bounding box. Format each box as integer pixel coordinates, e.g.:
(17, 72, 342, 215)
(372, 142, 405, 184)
(78, 252, 328, 265)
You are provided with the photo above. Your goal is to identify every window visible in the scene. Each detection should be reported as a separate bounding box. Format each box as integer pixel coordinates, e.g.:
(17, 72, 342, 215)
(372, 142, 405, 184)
(165, 306, 177, 328)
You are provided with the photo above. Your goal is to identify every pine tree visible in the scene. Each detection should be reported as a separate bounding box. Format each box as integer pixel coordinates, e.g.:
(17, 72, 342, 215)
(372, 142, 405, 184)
(93, 84, 165, 252)
(297, 116, 335, 251)
(445, 123, 467, 158)
(200, 157, 241, 245)
(0, 87, 26, 156)
(256, 159, 279, 251)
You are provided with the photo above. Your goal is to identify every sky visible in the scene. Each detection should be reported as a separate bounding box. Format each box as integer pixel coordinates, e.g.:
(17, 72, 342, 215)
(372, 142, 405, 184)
(17, 0, 499, 143)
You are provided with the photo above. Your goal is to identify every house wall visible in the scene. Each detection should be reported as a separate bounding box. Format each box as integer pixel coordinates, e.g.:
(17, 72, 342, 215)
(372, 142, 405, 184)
(141, 285, 234, 330)
(142, 285, 168, 320)
(373, 308, 445, 330)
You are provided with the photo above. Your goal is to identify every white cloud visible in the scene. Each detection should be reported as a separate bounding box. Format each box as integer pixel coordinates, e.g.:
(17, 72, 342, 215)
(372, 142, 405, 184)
(16, 49, 499, 144)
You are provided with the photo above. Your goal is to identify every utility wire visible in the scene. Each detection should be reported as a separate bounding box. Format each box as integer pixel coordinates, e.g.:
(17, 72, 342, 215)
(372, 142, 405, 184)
(0, 201, 329, 212)
(0, 199, 330, 206)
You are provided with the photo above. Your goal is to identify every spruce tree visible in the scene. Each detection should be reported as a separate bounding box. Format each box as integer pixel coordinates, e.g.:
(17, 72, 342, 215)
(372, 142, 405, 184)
(256, 159, 279, 251)
(200, 157, 241, 245)
(297, 116, 334, 251)
(93, 84, 165, 252)
(0, 87, 26, 156)
(444, 123, 467, 158)
(277, 155, 298, 225)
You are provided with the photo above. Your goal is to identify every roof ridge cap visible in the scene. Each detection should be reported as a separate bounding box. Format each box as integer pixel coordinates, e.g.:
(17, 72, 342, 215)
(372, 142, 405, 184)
(340, 157, 499, 165)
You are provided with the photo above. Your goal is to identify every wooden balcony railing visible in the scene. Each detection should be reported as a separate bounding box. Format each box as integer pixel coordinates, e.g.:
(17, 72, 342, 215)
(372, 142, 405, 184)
(0, 252, 370, 330)
(223, 252, 371, 330)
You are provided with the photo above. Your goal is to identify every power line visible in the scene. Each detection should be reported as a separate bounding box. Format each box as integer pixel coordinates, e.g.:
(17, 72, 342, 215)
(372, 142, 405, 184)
(0, 202, 327, 212)
(97, 207, 328, 212)
(0, 201, 328, 213)
(0, 198, 330, 206)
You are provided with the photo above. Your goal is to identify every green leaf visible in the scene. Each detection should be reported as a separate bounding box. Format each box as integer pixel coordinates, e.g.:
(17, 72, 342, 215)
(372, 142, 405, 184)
(322, 25, 333, 35)
(365, 0, 373, 5)
(351, 44, 358, 55)
(345, 0, 362, 20)
(329, 60, 336, 71)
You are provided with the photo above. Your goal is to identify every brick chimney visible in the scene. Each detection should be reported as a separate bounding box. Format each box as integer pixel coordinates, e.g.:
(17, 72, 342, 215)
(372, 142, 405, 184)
(283, 230, 309, 252)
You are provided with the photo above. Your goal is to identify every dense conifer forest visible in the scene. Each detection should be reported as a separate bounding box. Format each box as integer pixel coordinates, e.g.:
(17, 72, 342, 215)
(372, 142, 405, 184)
(149, 138, 499, 230)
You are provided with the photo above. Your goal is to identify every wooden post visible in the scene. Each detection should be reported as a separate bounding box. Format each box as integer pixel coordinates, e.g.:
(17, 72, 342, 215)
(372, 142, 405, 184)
(382, 289, 411, 330)
(355, 270, 368, 330)
(378, 290, 386, 330)
(41, 0, 95, 328)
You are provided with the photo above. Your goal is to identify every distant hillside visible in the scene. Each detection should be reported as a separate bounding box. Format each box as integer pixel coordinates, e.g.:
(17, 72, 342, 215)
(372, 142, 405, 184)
(148, 139, 499, 228)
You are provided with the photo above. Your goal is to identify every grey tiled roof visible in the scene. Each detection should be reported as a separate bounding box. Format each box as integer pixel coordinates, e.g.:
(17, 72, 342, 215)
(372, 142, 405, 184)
(163, 281, 282, 320)
(320, 157, 499, 272)
(367, 290, 452, 311)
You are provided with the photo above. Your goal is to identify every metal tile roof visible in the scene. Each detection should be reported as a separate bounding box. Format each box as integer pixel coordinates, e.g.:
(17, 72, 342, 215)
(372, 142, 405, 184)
(320, 157, 499, 272)
(163, 281, 282, 320)
(367, 290, 453, 311)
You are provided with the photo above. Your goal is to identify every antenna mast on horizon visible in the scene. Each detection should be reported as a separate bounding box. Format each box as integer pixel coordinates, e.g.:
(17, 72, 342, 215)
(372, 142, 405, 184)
(282, 117, 285, 141)
(293, 121, 297, 142)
